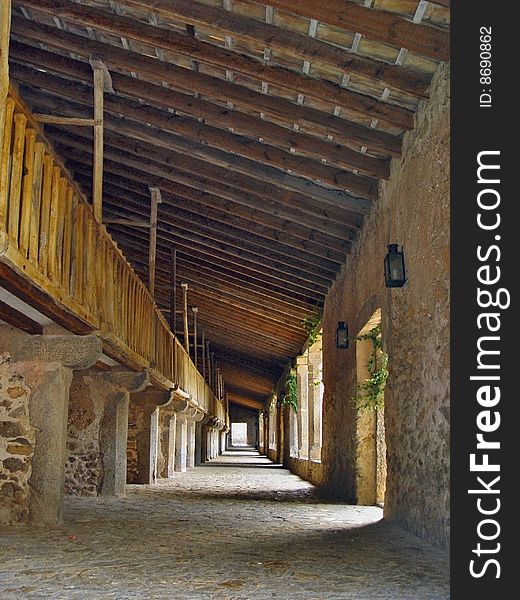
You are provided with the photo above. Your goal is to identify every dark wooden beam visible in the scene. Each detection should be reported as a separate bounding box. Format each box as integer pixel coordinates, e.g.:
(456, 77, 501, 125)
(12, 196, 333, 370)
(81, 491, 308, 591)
(9, 49, 374, 209)
(0, 263, 92, 334)
(264, 0, 450, 61)
(91, 193, 327, 306)
(10, 64, 378, 199)
(10, 18, 409, 146)
(16, 0, 417, 127)
(82, 189, 333, 299)
(49, 134, 354, 258)
(0, 298, 44, 334)
(12, 62, 388, 183)
(116, 0, 430, 98)
(20, 88, 370, 227)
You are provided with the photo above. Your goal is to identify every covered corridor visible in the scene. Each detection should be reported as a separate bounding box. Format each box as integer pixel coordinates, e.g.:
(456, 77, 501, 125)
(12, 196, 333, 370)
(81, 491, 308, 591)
(0, 449, 449, 599)
(1, 1, 450, 597)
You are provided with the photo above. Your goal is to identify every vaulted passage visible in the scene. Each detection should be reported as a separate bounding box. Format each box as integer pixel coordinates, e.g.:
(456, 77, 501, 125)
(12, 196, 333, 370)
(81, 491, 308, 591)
(1, 1, 450, 596)
(0, 450, 449, 599)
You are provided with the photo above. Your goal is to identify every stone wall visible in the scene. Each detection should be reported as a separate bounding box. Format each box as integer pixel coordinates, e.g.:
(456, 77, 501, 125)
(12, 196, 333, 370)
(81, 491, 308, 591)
(0, 353, 36, 526)
(65, 370, 105, 496)
(320, 63, 450, 547)
(126, 400, 140, 484)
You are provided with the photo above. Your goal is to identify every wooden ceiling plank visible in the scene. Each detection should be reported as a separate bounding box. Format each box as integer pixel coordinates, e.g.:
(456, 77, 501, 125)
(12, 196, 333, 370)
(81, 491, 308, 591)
(93, 186, 336, 299)
(15, 0, 417, 127)
(263, 0, 450, 61)
(13, 61, 387, 182)
(49, 133, 353, 258)
(10, 20, 404, 155)
(11, 63, 389, 185)
(116, 0, 430, 98)
(65, 157, 346, 277)
(111, 237, 319, 328)
(9, 61, 373, 214)
(104, 216, 330, 296)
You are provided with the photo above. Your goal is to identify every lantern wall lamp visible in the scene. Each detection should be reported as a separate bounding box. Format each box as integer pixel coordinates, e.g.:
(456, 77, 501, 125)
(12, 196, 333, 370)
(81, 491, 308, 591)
(336, 321, 349, 349)
(384, 244, 407, 288)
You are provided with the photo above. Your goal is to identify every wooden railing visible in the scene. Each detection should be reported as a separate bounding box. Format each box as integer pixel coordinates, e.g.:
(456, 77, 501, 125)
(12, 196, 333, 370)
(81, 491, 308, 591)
(0, 87, 226, 422)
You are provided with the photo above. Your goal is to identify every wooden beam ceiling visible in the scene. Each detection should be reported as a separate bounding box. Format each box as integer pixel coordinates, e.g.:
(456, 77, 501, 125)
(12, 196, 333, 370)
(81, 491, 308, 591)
(16, 0, 417, 127)
(115, 0, 431, 98)
(8, 0, 449, 407)
(263, 0, 450, 61)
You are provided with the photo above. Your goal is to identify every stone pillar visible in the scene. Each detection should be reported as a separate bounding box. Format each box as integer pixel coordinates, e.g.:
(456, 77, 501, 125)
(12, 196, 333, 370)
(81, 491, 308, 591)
(170, 398, 191, 473)
(128, 388, 172, 484)
(174, 416, 187, 472)
(158, 410, 176, 479)
(296, 356, 309, 460)
(186, 418, 196, 468)
(220, 429, 227, 454)
(9, 334, 101, 526)
(307, 347, 323, 461)
(195, 414, 212, 465)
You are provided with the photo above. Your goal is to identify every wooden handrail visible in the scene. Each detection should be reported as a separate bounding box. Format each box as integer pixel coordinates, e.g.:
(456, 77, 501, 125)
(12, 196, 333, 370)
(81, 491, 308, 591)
(0, 86, 224, 422)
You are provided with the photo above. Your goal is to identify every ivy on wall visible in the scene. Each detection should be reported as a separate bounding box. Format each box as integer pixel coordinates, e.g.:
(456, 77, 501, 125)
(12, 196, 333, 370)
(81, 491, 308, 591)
(279, 372, 298, 411)
(355, 324, 388, 411)
(302, 308, 322, 345)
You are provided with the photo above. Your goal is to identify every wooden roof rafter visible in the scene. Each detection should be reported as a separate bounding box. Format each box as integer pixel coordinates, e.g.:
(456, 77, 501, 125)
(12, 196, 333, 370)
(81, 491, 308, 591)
(7, 0, 450, 409)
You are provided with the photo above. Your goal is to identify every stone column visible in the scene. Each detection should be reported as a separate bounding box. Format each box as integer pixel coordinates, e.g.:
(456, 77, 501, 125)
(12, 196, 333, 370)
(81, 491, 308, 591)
(296, 355, 309, 460)
(9, 334, 101, 526)
(174, 416, 187, 472)
(307, 347, 323, 461)
(128, 388, 172, 484)
(171, 398, 190, 473)
(185, 408, 200, 469)
(158, 410, 176, 479)
(98, 369, 149, 496)
(220, 429, 227, 454)
(195, 414, 212, 465)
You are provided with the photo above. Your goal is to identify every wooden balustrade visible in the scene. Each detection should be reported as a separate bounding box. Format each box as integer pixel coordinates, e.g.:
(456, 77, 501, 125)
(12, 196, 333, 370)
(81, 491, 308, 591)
(0, 87, 225, 423)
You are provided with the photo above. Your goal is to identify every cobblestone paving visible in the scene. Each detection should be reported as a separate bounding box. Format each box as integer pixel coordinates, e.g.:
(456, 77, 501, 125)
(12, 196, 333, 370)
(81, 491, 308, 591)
(0, 449, 449, 599)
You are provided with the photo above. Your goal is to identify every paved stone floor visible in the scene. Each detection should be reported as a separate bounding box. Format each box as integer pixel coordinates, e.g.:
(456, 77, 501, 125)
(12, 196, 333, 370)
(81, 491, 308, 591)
(0, 449, 449, 599)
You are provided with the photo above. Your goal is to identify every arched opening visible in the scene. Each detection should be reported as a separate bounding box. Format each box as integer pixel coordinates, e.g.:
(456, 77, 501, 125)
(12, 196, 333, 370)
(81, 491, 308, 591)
(355, 309, 387, 506)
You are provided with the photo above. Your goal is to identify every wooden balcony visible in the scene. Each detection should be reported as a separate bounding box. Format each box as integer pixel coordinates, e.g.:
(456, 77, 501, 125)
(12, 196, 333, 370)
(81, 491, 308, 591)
(0, 86, 226, 423)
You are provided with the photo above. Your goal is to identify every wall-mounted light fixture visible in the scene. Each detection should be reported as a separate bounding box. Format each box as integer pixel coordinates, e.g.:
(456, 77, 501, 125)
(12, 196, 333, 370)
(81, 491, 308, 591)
(384, 244, 407, 288)
(336, 321, 349, 348)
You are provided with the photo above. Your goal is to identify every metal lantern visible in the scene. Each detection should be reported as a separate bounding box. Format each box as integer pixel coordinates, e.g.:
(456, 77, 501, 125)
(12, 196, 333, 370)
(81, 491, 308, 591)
(384, 244, 407, 288)
(336, 321, 349, 349)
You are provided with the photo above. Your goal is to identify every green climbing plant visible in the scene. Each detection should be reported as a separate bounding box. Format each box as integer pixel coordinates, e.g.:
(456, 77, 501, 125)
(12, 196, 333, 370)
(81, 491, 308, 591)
(280, 372, 298, 411)
(302, 308, 323, 345)
(355, 324, 388, 411)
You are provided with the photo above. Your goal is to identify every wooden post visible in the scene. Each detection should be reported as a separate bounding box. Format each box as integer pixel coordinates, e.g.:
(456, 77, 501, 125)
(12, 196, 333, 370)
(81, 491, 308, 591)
(170, 248, 177, 333)
(201, 329, 206, 380)
(89, 58, 112, 223)
(206, 340, 212, 389)
(192, 306, 198, 367)
(210, 352, 215, 394)
(181, 283, 189, 354)
(148, 186, 162, 297)
(0, 1, 11, 145)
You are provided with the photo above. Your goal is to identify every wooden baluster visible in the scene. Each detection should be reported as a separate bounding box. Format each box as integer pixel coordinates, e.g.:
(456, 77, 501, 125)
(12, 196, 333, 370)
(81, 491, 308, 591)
(47, 168, 61, 283)
(15, 127, 32, 250)
(38, 154, 53, 276)
(54, 176, 67, 284)
(0, 97, 15, 232)
(75, 203, 85, 302)
(69, 192, 79, 296)
(18, 128, 36, 256)
(61, 187, 74, 292)
(7, 113, 26, 245)
(28, 141, 45, 264)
